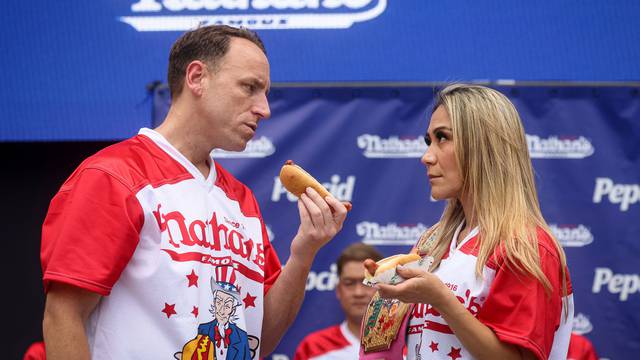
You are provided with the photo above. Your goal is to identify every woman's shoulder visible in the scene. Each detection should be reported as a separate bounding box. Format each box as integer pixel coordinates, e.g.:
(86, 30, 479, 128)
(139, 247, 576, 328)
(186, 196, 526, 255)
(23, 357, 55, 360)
(534, 226, 563, 262)
(487, 226, 562, 269)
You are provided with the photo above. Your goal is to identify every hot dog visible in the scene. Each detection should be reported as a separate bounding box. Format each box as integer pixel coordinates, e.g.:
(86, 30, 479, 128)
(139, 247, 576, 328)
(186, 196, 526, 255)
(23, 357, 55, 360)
(279, 160, 352, 211)
(363, 259, 379, 277)
(363, 253, 422, 280)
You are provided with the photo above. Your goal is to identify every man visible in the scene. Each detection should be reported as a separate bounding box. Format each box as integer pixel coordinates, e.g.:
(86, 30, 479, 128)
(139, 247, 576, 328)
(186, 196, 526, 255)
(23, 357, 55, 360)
(294, 243, 382, 360)
(41, 25, 348, 359)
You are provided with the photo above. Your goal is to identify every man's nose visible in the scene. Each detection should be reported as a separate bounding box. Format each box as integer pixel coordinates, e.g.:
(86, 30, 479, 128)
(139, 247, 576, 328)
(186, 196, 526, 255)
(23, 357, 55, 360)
(354, 283, 369, 296)
(253, 93, 271, 119)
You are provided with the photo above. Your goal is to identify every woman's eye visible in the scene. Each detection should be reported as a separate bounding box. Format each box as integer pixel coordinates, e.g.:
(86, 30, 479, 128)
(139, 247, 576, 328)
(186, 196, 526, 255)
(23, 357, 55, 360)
(424, 135, 431, 146)
(435, 131, 447, 142)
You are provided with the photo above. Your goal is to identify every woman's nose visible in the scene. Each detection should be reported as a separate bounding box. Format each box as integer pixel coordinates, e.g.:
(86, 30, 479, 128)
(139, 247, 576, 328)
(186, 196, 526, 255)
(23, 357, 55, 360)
(421, 149, 436, 165)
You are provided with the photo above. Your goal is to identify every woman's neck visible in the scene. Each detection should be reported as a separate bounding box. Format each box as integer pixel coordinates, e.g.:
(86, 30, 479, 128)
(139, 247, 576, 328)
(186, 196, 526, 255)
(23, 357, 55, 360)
(458, 195, 477, 244)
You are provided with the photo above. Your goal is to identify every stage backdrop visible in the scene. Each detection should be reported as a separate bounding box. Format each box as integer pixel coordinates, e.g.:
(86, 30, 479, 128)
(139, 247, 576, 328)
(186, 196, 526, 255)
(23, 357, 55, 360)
(3, 1, 640, 141)
(150, 85, 639, 359)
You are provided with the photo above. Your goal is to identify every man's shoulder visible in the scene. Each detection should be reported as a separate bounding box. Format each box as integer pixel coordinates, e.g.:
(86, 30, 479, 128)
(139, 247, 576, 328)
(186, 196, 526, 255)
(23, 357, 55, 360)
(304, 324, 344, 339)
(72, 135, 191, 192)
(299, 324, 349, 348)
(295, 324, 354, 360)
(213, 161, 261, 218)
(213, 161, 251, 192)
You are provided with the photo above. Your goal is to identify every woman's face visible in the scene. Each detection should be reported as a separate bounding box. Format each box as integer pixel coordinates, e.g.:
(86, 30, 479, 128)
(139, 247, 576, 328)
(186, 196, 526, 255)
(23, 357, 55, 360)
(421, 105, 463, 200)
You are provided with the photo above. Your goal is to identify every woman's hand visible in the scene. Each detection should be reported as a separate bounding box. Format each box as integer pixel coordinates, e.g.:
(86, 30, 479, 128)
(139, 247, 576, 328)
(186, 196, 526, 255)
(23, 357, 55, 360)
(377, 265, 538, 360)
(376, 265, 452, 309)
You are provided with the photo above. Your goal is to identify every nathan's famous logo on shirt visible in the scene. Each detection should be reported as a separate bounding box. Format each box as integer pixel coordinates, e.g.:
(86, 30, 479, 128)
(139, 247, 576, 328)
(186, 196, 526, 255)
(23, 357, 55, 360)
(271, 174, 355, 202)
(593, 177, 640, 212)
(357, 134, 427, 158)
(572, 313, 593, 335)
(357, 221, 429, 246)
(153, 204, 266, 282)
(120, 0, 387, 31)
(526, 134, 594, 159)
(305, 263, 338, 291)
(592, 267, 639, 301)
(211, 136, 275, 158)
(409, 285, 485, 336)
(549, 224, 594, 247)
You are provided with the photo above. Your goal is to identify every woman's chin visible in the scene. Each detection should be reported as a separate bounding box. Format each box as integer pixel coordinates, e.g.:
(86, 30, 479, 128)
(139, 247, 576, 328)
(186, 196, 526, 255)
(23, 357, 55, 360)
(430, 191, 454, 201)
(430, 191, 445, 201)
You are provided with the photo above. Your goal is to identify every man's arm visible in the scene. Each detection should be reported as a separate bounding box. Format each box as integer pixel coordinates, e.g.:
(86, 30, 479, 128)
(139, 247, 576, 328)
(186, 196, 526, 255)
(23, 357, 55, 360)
(260, 188, 347, 357)
(43, 282, 101, 360)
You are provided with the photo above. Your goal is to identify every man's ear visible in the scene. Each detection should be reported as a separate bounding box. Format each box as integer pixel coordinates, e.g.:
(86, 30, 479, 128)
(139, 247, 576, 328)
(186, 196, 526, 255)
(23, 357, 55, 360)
(185, 60, 207, 97)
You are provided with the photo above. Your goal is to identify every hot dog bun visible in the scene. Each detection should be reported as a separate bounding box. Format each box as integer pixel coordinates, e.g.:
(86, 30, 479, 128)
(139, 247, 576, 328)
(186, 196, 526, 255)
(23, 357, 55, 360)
(279, 160, 352, 211)
(364, 253, 421, 280)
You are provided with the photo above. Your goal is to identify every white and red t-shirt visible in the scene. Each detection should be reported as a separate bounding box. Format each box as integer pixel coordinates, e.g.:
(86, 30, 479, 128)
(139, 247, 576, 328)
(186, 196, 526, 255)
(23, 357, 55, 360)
(294, 322, 360, 360)
(41, 128, 281, 359)
(407, 223, 574, 360)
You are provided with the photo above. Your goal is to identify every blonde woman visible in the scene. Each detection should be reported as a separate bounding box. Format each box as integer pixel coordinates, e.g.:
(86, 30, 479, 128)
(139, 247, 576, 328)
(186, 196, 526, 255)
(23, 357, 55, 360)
(375, 84, 574, 360)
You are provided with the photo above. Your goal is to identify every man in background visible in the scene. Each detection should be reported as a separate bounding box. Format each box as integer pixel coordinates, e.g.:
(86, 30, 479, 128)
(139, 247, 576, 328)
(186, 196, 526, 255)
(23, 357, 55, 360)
(567, 332, 598, 360)
(294, 243, 382, 360)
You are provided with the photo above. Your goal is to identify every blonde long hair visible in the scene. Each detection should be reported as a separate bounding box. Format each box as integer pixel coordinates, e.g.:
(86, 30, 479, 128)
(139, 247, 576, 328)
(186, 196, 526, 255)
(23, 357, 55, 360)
(425, 84, 567, 295)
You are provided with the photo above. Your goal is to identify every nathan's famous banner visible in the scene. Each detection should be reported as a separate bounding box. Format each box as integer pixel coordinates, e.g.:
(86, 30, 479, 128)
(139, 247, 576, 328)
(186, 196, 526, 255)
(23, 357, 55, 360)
(154, 86, 639, 359)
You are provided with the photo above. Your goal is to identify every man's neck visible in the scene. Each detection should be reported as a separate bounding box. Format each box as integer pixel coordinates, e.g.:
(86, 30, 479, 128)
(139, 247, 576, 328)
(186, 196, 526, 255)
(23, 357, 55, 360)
(156, 109, 211, 178)
(346, 319, 361, 339)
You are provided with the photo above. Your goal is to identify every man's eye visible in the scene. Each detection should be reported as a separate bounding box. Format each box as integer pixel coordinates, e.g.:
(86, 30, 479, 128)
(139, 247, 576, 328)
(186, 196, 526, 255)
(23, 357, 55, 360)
(244, 83, 256, 93)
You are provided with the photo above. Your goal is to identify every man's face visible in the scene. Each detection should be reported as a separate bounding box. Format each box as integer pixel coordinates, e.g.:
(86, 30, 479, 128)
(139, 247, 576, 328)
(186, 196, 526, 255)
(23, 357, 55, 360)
(214, 291, 236, 324)
(198, 37, 271, 152)
(336, 261, 377, 325)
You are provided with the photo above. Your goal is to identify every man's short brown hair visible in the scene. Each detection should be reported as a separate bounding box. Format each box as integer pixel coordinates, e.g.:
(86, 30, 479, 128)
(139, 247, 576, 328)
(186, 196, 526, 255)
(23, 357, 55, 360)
(336, 243, 383, 276)
(167, 25, 266, 99)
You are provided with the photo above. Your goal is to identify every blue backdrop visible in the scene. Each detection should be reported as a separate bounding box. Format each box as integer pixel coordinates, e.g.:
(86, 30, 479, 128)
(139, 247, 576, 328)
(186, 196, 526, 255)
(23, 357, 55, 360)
(2, 1, 640, 141)
(152, 85, 640, 359)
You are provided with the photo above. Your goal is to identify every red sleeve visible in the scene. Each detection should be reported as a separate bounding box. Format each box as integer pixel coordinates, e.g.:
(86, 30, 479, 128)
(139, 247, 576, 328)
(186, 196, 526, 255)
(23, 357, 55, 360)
(261, 219, 281, 295)
(294, 326, 346, 360)
(23, 341, 46, 360)
(293, 338, 312, 360)
(41, 168, 144, 296)
(567, 333, 598, 360)
(477, 234, 564, 360)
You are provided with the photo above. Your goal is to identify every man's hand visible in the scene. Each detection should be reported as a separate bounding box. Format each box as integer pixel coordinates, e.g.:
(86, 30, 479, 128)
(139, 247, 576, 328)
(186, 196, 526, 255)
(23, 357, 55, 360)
(261, 187, 348, 357)
(290, 187, 348, 263)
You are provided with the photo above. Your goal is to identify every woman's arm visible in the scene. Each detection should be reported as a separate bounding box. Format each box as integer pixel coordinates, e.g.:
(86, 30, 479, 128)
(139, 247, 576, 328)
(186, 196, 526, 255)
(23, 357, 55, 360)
(376, 266, 537, 360)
